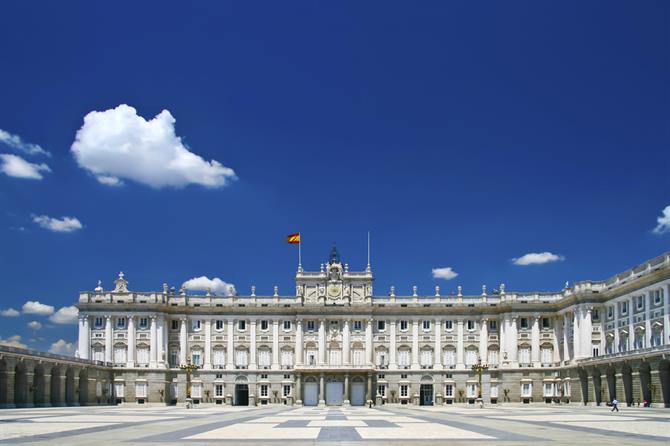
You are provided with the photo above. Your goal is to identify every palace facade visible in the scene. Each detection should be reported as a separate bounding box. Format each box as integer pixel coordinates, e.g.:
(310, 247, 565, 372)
(71, 248, 670, 407)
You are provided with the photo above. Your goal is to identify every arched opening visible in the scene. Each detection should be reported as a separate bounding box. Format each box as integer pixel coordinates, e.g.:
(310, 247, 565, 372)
(33, 365, 46, 406)
(639, 362, 652, 405)
(79, 369, 89, 405)
(606, 366, 617, 402)
(622, 364, 633, 406)
(659, 359, 670, 408)
(14, 363, 28, 407)
(234, 375, 248, 406)
(50, 367, 62, 406)
(65, 367, 75, 405)
(0, 359, 8, 407)
(592, 368, 602, 405)
(303, 376, 319, 406)
(420, 375, 434, 406)
(350, 376, 365, 406)
(578, 368, 589, 405)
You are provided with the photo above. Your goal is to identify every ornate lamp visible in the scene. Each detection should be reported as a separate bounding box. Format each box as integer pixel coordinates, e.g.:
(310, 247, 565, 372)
(471, 356, 489, 403)
(179, 357, 200, 401)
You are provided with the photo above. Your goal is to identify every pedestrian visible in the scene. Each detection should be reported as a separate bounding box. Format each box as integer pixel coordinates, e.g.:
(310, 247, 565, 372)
(611, 398, 619, 412)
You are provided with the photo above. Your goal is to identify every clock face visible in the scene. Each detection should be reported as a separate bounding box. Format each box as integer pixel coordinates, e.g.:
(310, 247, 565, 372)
(327, 283, 342, 298)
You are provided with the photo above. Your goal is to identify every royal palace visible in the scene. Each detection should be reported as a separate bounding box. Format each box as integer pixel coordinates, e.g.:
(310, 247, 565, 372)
(2, 248, 670, 408)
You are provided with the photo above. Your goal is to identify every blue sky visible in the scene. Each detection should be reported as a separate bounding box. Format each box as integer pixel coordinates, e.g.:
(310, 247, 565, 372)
(0, 1, 668, 354)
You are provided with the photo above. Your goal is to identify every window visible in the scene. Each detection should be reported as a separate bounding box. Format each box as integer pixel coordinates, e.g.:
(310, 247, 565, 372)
(171, 320, 179, 330)
(488, 349, 499, 366)
(114, 346, 127, 364)
(192, 350, 202, 366)
(136, 347, 149, 365)
(260, 385, 268, 397)
(353, 320, 362, 331)
(307, 350, 316, 366)
(216, 373, 223, 379)
(306, 320, 316, 331)
(607, 306, 614, 319)
(399, 320, 408, 331)
(283, 385, 291, 397)
(621, 301, 628, 315)
(401, 374, 408, 379)
(443, 349, 456, 367)
(521, 382, 532, 397)
(258, 349, 271, 368)
(170, 349, 179, 367)
(400, 385, 409, 398)
(352, 349, 365, 366)
(520, 318, 529, 329)
(191, 383, 202, 398)
(139, 318, 149, 329)
(281, 350, 294, 367)
(192, 320, 201, 331)
(592, 309, 599, 322)
(488, 320, 497, 331)
(238, 320, 246, 331)
(215, 320, 224, 331)
(236, 349, 248, 368)
(592, 345, 599, 357)
(543, 382, 554, 397)
(445, 320, 453, 330)
(519, 347, 531, 364)
(654, 289, 663, 305)
(378, 374, 385, 379)
(377, 385, 386, 397)
(467, 383, 477, 398)
(116, 318, 126, 329)
(445, 384, 453, 397)
(467, 320, 475, 331)
(420, 349, 433, 368)
(114, 382, 124, 399)
(213, 349, 225, 368)
(541, 347, 553, 364)
(93, 346, 104, 362)
(465, 349, 477, 366)
(651, 329, 662, 347)
(490, 385, 499, 399)
(260, 320, 269, 331)
(542, 318, 551, 329)
(135, 382, 147, 398)
(283, 320, 292, 331)
(215, 384, 223, 397)
(377, 320, 386, 331)
(422, 320, 431, 331)
(398, 349, 410, 368)
(94, 317, 104, 328)
(637, 295, 644, 310)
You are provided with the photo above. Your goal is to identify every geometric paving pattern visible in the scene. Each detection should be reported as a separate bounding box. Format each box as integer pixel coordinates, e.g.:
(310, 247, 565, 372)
(1, 405, 669, 445)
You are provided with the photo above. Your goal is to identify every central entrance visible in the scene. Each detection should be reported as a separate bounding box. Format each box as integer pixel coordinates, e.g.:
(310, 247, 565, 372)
(325, 377, 343, 406)
(303, 377, 318, 406)
(350, 376, 366, 406)
(235, 384, 249, 406)
(420, 384, 434, 406)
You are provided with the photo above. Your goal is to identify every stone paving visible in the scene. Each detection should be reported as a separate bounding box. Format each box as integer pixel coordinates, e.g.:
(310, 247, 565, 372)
(0, 404, 668, 445)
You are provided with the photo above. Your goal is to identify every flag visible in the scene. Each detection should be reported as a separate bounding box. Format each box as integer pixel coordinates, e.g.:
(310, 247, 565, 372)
(287, 233, 301, 244)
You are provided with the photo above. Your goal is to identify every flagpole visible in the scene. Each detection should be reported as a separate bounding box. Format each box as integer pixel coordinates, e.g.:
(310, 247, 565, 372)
(298, 232, 302, 270)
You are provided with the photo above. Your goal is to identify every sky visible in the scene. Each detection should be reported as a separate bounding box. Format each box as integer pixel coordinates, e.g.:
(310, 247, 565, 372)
(0, 1, 668, 354)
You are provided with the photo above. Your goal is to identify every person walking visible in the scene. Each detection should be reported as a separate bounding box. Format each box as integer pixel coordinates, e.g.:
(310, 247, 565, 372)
(611, 398, 619, 412)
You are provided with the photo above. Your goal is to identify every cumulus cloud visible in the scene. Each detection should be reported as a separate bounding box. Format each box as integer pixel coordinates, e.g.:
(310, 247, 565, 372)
(49, 339, 76, 356)
(32, 215, 83, 232)
(652, 205, 670, 235)
(71, 104, 237, 189)
(0, 128, 50, 156)
(1, 308, 20, 317)
(49, 306, 78, 324)
(0, 335, 27, 349)
(22, 300, 54, 315)
(27, 321, 42, 330)
(432, 267, 459, 280)
(0, 154, 51, 179)
(182, 276, 236, 296)
(512, 252, 565, 266)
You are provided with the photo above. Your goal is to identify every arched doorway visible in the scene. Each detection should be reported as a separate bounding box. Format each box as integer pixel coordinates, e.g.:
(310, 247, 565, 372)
(234, 376, 248, 406)
(79, 369, 89, 405)
(606, 366, 616, 402)
(350, 376, 366, 406)
(0, 359, 8, 407)
(420, 375, 434, 406)
(14, 363, 28, 407)
(33, 365, 46, 406)
(325, 376, 343, 406)
(592, 368, 602, 405)
(622, 364, 633, 406)
(639, 362, 652, 405)
(50, 367, 62, 406)
(659, 359, 670, 408)
(303, 376, 318, 406)
(65, 367, 75, 405)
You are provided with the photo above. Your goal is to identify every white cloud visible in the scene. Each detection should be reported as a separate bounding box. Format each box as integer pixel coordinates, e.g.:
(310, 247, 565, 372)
(0, 154, 51, 179)
(432, 267, 459, 280)
(22, 300, 55, 315)
(49, 306, 78, 324)
(32, 215, 83, 232)
(512, 252, 565, 266)
(48, 339, 76, 356)
(652, 205, 670, 235)
(182, 276, 236, 296)
(0, 308, 20, 317)
(27, 321, 42, 330)
(71, 104, 237, 189)
(0, 128, 50, 156)
(0, 335, 27, 349)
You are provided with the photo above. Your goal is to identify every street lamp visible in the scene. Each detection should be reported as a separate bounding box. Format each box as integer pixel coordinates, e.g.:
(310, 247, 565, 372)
(471, 356, 489, 407)
(179, 358, 200, 407)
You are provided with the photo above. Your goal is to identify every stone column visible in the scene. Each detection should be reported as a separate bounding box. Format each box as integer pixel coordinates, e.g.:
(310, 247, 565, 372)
(389, 320, 397, 369)
(552, 316, 561, 363)
(456, 319, 465, 369)
(157, 317, 165, 367)
(127, 316, 136, 367)
(318, 319, 326, 366)
(582, 308, 593, 358)
(295, 373, 302, 405)
(645, 292, 652, 347)
(77, 315, 90, 359)
(250, 319, 257, 370)
(272, 320, 280, 370)
(149, 316, 158, 367)
(479, 318, 488, 362)
(563, 313, 571, 362)
(573, 308, 581, 359)
(509, 317, 518, 365)
(411, 320, 419, 369)
(204, 319, 212, 369)
(226, 319, 234, 369)
(295, 319, 303, 366)
(319, 373, 325, 406)
(434, 318, 442, 369)
(179, 318, 187, 366)
(104, 316, 112, 363)
(499, 316, 507, 363)
(344, 373, 350, 405)
(342, 319, 351, 365)
(366, 373, 373, 402)
(628, 298, 635, 351)
(365, 318, 373, 365)
(531, 315, 540, 365)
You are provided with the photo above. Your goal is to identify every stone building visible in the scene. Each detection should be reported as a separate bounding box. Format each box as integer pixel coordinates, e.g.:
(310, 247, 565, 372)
(5, 248, 669, 408)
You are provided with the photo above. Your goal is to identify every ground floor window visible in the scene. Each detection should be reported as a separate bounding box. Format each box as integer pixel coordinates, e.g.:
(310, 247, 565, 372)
(466, 383, 476, 398)
(170, 383, 178, 400)
(445, 384, 453, 397)
(400, 385, 409, 398)
(490, 385, 498, 398)
(377, 385, 386, 397)
(135, 382, 147, 398)
(260, 384, 269, 397)
(543, 382, 554, 397)
(191, 383, 202, 398)
(114, 382, 125, 399)
(215, 384, 223, 397)
(283, 385, 291, 397)
(521, 382, 532, 397)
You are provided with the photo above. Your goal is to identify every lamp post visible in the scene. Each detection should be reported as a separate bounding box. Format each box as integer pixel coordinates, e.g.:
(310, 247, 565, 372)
(179, 358, 199, 407)
(471, 356, 488, 407)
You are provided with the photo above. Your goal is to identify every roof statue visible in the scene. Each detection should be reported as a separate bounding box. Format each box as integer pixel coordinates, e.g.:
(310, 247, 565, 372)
(329, 245, 340, 264)
(113, 271, 129, 293)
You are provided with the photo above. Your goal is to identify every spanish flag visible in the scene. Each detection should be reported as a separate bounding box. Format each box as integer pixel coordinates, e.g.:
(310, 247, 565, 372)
(287, 233, 301, 244)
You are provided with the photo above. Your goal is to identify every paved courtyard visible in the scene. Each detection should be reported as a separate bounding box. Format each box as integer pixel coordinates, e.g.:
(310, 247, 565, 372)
(0, 404, 669, 445)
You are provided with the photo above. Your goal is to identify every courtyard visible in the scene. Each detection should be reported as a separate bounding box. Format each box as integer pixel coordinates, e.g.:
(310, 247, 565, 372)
(0, 404, 668, 445)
